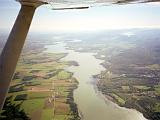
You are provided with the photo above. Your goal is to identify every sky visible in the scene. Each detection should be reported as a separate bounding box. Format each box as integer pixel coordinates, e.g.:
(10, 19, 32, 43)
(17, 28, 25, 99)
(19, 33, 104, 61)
(0, 0, 160, 32)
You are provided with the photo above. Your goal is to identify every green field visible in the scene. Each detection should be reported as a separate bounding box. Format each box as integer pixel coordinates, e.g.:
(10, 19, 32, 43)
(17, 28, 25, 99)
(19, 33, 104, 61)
(2, 51, 79, 120)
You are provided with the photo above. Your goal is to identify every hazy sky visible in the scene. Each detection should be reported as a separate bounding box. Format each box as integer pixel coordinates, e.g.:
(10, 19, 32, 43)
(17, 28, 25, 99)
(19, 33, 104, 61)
(1, 0, 160, 32)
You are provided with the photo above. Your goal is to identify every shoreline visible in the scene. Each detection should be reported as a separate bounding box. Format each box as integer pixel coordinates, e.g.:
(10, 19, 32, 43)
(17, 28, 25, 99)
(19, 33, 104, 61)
(65, 79, 81, 120)
(92, 54, 148, 120)
(56, 49, 81, 120)
(94, 59, 158, 120)
(93, 78, 148, 120)
(31, 43, 81, 119)
(47, 42, 149, 120)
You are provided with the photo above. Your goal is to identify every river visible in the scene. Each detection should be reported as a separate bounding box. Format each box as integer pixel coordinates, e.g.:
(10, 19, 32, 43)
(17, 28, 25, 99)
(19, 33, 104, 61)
(45, 41, 147, 120)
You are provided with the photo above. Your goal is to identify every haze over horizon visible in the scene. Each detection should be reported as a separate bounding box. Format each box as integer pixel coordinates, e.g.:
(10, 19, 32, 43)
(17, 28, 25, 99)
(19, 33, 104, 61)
(1, 0, 160, 32)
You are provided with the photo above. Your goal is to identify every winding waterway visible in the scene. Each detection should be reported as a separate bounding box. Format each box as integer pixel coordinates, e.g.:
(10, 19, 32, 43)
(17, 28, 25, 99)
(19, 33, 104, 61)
(45, 41, 147, 120)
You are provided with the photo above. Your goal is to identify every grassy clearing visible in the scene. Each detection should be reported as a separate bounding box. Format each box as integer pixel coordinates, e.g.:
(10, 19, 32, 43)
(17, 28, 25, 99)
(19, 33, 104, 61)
(54, 115, 66, 120)
(133, 85, 150, 90)
(147, 64, 160, 70)
(112, 93, 125, 105)
(27, 92, 51, 99)
(153, 103, 160, 112)
(21, 98, 45, 114)
(57, 71, 72, 80)
(57, 87, 69, 97)
(155, 85, 160, 95)
(41, 109, 53, 120)
(122, 86, 130, 90)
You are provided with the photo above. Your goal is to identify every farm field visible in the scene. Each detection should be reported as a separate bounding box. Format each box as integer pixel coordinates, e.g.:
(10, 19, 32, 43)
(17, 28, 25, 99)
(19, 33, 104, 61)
(0, 33, 80, 120)
(6, 51, 79, 120)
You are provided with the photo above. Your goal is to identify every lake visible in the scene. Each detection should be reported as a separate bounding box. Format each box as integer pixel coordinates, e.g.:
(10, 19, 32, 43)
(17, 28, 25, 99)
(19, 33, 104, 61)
(45, 41, 147, 120)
